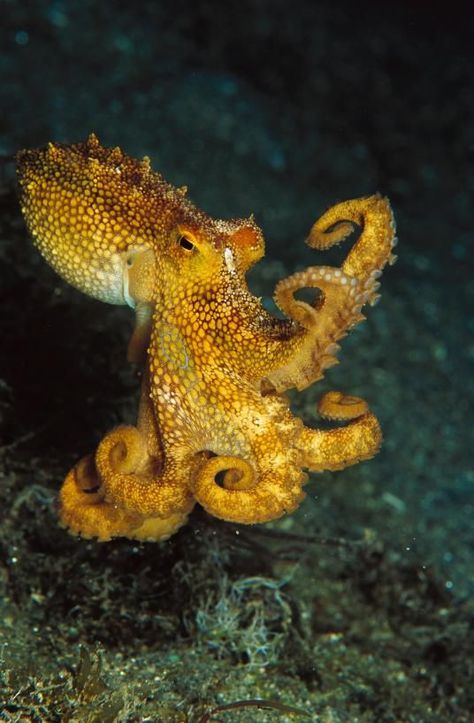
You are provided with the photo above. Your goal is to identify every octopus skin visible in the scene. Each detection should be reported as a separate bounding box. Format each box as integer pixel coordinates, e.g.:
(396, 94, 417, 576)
(16, 135, 397, 542)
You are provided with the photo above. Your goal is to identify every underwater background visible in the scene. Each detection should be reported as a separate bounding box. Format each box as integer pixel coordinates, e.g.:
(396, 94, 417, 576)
(0, 0, 472, 720)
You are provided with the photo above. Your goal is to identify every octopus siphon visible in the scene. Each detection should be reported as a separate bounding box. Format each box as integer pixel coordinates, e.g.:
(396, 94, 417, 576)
(16, 134, 397, 542)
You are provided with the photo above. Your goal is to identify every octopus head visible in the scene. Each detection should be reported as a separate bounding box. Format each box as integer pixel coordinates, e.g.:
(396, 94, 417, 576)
(16, 143, 156, 308)
(16, 137, 264, 310)
(157, 213, 265, 297)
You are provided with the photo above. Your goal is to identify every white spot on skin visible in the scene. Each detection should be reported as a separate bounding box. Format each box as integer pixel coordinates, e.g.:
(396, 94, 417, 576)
(224, 247, 236, 273)
(160, 389, 178, 406)
(122, 264, 136, 308)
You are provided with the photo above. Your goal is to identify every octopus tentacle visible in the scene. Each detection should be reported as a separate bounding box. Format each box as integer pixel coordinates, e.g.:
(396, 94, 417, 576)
(318, 390, 369, 420)
(265, 194, 396, 393)
(297, 392, 382, 472)
(269, 265, 366, 391)
(59, 460, 190, 541)
(95, 425, 194, 517)
(307, 193, 397, 292)
(58, 369, 195, 540)
(59, 461, 144, 540)
(274, 265, 361, 330)
(190, 446, 307, 524)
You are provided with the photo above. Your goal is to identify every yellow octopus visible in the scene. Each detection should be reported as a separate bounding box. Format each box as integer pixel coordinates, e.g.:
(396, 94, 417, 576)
(16, 134, 397, 542)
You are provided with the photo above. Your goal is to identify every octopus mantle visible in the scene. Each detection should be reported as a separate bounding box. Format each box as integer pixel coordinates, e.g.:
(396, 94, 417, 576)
(16, 135, 397, 541)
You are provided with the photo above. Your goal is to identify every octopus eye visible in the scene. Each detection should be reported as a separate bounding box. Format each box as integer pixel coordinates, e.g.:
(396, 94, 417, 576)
(178, 234, 195, 251)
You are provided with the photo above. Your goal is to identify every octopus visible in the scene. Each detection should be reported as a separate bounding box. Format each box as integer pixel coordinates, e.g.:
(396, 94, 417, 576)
(16, 134, 397, 542)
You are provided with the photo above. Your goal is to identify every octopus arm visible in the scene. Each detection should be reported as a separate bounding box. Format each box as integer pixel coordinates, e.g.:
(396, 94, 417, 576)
(189, 391, 381, 524)
(264, 195, 397, 393)
(59, 459, 190, 542)
(309, 194, 397, 284)
(189, 418, 308, 524)
(58, 373, 194, 541)
(297, 391, 382, 471)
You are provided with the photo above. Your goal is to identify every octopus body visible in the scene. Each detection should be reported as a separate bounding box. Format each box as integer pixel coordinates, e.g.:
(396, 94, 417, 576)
(16, 135, 397, 542)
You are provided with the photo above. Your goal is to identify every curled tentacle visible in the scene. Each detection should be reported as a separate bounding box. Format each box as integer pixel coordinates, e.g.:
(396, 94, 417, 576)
(274, 265, 361, 330)
(269, 265, 367, 391)
(59, 462, 190, 541)
(95, 425, 194, 517)
(307, 193, 397, 294)
(265, 195, 396, 393)
(318, 390, 369, 420)
(297, 392, 382, 472)
(59, 463, 144, 541)
(190, 452, 307, 524)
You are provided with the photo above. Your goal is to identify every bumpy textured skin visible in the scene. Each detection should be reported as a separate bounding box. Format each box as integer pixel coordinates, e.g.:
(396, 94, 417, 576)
(16, 135, 397, 542)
